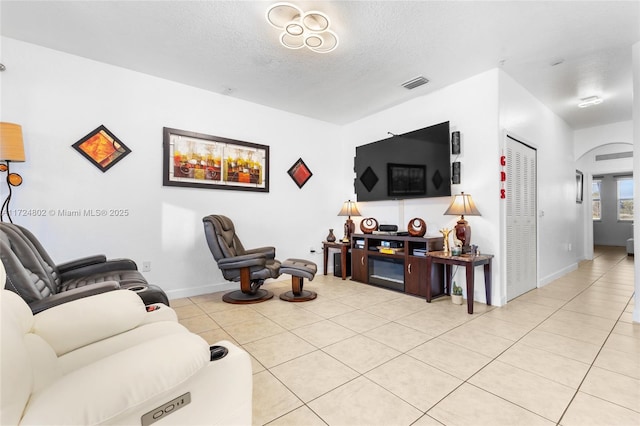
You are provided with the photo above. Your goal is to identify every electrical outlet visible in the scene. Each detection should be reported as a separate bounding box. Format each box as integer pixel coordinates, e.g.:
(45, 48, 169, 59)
(142, 261, 151, 272)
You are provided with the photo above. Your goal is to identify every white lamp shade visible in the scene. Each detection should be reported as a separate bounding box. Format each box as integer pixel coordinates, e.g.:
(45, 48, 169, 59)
(338, 200, 361, 217)
(444, 192, 481, 217)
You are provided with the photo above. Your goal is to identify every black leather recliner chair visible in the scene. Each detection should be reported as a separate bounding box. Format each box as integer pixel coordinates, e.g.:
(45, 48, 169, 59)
(203, 215, 281, 304)
(0, 223, 169, 313)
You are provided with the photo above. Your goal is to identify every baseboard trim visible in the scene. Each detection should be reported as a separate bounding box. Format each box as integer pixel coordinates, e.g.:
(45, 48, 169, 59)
(539, 262, 578, 287)
(164, 276, 288, 300)
(165, 282, 237, 300)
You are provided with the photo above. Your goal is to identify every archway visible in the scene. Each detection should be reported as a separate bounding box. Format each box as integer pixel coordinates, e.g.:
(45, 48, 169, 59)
(576, 142, 633, 260)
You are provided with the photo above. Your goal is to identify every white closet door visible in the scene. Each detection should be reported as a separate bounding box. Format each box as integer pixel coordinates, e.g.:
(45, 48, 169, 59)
(506, 136, 537, 300)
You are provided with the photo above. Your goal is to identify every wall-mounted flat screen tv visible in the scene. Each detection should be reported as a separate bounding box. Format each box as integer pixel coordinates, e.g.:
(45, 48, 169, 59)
(354, 121, 451, 201)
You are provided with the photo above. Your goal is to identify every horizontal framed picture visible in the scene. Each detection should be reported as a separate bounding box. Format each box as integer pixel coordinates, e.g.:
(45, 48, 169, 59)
(287, 157, 313, 188)
(72, 125, 131, 172)
(163, 127, 269, 192)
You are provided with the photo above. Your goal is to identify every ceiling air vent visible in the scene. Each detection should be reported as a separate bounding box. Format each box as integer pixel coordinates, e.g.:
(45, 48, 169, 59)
(401, 76, 429, 90)
(595, 152, 633, 161)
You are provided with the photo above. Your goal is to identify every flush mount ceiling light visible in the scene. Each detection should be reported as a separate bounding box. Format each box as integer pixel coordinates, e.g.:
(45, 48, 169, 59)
(402, 76, 429, 90)
(266, 2, 339, 53)
(578, 95, 603, 108)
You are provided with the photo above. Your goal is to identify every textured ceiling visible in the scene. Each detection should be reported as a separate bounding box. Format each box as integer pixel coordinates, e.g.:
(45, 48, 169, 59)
(1, 1, 639, 129)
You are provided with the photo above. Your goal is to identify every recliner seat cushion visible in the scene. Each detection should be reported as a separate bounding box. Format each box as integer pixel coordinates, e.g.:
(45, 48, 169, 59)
(21, 332, 210, 425)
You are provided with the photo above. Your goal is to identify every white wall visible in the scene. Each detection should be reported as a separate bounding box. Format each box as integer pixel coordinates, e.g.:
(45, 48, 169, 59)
(498, 70, 578, 287)
(1, 37, 584, 307)
(633, 40, 639, 323)
(0, 37, 344, 298)
(342, 70, 503, 304)
(574, 121, 634, 159)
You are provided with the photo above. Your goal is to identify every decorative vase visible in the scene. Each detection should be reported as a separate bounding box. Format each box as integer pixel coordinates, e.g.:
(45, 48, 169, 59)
(451, 294, 463, 305)
(407, 218, 426, 237)
(360, 217, 378, 234)
(326, 229, 336, 242)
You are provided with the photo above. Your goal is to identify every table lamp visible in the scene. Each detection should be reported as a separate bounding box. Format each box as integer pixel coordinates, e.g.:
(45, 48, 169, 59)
(0, 122, 26, 223)
(444, 192, 480, 253)
(338, 200, 361, 242)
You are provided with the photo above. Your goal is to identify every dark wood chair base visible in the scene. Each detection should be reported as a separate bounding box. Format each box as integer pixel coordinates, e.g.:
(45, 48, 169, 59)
(279, 290, 317, 302)
(222, 289, 273, 304)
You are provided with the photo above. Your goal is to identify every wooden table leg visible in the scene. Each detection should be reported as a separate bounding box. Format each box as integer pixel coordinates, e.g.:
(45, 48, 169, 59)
(465, 263, 475, 314)
(340, 245, 347, 280)
(426, 256, 433, 302)
(484, 261, 492, 306)
(323, 245, 329, 276)
(445, 264, 452, 295)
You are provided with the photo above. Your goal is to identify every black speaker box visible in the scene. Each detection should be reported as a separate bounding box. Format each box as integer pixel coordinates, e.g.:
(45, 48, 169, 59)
(452, 162, 461, 184)
(451, 131, 461, 155)
(334, 252, 351, 277)
(379, 224, 398, 232)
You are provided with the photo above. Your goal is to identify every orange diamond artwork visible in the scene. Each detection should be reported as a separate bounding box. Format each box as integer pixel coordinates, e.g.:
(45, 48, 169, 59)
(72, 125, 131, 172)
(79, 131, 117, 164)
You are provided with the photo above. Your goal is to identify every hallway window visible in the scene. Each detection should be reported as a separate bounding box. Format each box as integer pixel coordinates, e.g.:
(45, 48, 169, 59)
(592, 178, 602, 220)
(616, 176, 634, 221)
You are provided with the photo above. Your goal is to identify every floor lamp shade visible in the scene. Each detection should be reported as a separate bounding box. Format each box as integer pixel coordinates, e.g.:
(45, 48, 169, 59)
(0, 123, 26, 162)
(0, 122, 26, 223)
(444, 192, 480, 252)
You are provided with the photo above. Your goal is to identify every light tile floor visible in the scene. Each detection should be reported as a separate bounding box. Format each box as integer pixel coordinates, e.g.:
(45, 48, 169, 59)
(174, 246, 638, 425)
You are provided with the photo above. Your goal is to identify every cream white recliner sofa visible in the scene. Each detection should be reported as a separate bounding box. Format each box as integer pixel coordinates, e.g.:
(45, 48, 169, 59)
(0, 263, 252, 425)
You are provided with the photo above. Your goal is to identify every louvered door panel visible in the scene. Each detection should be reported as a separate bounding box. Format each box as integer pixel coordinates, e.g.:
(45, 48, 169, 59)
(506, 136, 537, 301)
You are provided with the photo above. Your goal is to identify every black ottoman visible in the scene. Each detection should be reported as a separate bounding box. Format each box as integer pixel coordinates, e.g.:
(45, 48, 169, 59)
(279, 258, 317, 302)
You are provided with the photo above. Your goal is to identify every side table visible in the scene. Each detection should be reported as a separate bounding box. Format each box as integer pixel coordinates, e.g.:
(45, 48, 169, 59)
(322, 241, 350, 280)
(426, 251, 494, 314)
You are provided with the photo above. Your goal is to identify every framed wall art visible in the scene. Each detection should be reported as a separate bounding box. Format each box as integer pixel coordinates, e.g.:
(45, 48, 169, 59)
(163, 127, 269, 192)
(287, 157, 313, 188)
(72, 125, 131, 172)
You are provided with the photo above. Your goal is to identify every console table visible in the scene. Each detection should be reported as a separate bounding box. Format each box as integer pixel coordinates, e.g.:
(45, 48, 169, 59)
(322, 241, 350, 280)
(425, 251, 493, 314)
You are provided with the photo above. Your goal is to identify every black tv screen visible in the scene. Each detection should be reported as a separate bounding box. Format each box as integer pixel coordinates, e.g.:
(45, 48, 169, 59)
(387, 163, 426, 197)
(354, 121, 451, 201)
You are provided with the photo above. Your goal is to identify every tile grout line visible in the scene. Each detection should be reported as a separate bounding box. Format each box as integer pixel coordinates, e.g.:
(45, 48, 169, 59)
(555, 253, 637, 425)
(418, 251, 633, 424)
(183, 248, 633, 425)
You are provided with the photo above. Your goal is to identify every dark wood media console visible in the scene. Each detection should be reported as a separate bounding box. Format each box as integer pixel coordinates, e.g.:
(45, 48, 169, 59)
(350, 233, 444, 298)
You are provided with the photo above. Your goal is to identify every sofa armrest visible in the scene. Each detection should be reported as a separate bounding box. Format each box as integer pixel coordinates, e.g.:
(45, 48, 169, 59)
(32, 290, 149, 356)
(59, 258, 139, 281)
(28, 281, 121, 314)
(55, 255, 107, 274)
